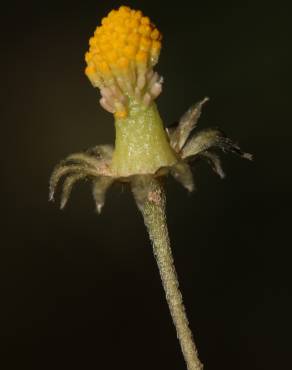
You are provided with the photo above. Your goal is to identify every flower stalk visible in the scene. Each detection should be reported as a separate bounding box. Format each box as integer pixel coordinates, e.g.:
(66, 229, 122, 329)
(132, 176, 203, 370)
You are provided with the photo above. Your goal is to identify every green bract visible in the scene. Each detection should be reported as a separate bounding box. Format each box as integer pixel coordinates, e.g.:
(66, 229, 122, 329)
(111, 101, 177, 177)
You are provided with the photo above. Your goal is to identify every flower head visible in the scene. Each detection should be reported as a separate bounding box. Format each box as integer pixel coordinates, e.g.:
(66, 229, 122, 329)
(50, 6, 252, 211)
(85, 5, 163, 119)
(49, 8, 252, 370)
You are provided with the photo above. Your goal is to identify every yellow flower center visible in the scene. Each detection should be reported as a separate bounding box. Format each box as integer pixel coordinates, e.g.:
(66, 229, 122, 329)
(84, 6, 163, 118)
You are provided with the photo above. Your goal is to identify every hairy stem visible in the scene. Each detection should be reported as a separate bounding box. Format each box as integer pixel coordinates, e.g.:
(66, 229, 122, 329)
(133, 177, 203, 370)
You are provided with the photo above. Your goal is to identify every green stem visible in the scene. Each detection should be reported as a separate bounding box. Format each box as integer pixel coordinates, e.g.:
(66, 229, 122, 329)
(133, 177, 203, 370)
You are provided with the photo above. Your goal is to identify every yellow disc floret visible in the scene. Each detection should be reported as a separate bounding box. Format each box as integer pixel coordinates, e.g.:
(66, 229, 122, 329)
(85, 5, 163, 118)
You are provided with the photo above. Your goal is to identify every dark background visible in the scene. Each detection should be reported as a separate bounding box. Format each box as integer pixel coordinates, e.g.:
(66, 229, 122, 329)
(1, 1, 291, 369)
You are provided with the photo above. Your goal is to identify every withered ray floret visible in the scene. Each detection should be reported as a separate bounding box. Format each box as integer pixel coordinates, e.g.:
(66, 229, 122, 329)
(49, 98, 252, 210)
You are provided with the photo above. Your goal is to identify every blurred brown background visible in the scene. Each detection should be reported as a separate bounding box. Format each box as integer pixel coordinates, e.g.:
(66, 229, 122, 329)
(1, 1, 291, 369)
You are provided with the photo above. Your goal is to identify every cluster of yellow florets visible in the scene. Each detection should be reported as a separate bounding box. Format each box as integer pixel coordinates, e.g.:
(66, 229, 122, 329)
(85, 5, 162, 93)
